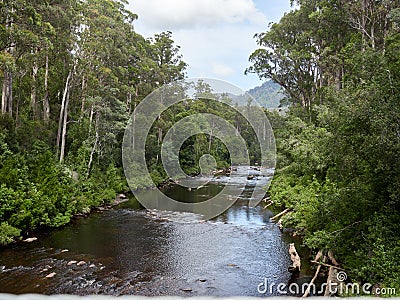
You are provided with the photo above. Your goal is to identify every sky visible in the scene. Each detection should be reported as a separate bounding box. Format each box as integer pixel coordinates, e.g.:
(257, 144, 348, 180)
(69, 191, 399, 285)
(126, 0, 293, 91)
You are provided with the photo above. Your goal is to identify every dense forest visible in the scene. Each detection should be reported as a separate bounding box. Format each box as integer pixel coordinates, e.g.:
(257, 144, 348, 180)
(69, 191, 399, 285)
(247, 0, 400, 292)
(0, 0, 262, 246)
(0, 0, 190, 245)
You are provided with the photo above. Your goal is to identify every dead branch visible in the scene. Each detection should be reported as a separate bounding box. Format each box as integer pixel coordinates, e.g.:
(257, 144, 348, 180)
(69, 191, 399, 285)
(271, 208, 292, 221)
(302, 256, 326, 298)
(311, 260, 344, 270)
(288, 243, 301, 273)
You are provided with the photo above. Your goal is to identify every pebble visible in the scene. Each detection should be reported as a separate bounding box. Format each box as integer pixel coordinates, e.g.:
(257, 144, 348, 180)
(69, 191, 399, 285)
(67, 260, 77, 266)
(45, 272, 56, 278)
(89, 264, 96, 268)
(23, 237, 37, 243)
(77, 261, 86, 266)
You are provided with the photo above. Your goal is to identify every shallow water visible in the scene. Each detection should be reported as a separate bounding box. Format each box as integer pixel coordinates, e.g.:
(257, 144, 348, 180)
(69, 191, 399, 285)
(0, 166, 314, 297)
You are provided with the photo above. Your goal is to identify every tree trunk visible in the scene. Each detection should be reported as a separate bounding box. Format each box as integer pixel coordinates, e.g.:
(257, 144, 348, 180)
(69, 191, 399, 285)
(1, 4, 14, 116)
(208, 120, 214, 152)
(87, 112, 99, 178)
(57, 70, 72, 160)
(126, 91, 132, 114)
(1, 72, 8, 114)
(80, 75, 86, 118)
(31, 57, 38, 118)
(7, 69, 12, 116)
(43, 53, 50, 121)
(59, 88, 70, 163)
(89, 104, 94, 135)
(131, 102, 136, 151)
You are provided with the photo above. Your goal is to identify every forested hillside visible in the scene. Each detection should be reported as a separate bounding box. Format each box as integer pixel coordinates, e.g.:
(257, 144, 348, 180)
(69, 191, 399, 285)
(247, 80, 284, 108)
(247, 0, 400, 291)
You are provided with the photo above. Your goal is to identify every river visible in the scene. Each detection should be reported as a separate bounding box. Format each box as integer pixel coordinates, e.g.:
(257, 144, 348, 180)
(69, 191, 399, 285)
(0, 166, 315, 297)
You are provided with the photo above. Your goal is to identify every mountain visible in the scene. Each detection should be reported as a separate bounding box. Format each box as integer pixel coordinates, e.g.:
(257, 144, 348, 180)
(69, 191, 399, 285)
(247, 80, 284, 109)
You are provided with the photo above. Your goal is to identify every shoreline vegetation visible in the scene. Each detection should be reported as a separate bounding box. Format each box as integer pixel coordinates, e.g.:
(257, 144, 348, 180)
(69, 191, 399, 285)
(247, 0, 400, 294)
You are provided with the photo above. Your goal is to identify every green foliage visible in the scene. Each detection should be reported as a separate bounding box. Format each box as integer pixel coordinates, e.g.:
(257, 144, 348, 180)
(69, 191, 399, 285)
(0, 222, 20, 246)
(0, 0, 190, 245)
(247, 80, 284, 108)
(251, 0, 400, 292)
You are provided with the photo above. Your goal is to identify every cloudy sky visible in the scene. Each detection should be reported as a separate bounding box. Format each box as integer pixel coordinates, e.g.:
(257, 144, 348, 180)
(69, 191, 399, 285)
(127, 0, 292, 91)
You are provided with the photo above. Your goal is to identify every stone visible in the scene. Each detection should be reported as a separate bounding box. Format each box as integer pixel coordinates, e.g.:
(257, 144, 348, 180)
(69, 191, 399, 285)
(45, 272, 56, 278)
(67, 260, 77, 266)
(23, 237, 37, 243)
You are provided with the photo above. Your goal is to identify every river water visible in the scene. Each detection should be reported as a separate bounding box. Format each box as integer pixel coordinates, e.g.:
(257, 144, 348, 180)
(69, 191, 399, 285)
(0, 166, 314, 297)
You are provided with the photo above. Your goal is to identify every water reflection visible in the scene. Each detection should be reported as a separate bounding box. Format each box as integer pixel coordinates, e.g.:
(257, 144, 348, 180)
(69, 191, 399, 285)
(0, 167, 297, 297)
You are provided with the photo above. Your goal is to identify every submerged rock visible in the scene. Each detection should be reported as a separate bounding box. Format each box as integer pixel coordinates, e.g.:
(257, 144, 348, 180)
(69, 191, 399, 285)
(23, 237, 37, 243)
(45, 272, 56, 278)
(77, 261, 86, 266)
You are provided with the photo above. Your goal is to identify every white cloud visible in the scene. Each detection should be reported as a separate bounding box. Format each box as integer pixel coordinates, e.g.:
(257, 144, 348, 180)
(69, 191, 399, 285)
(211, 63, 235, 77)
(127, 0, 291, 90)
(131, 0, 267, 30)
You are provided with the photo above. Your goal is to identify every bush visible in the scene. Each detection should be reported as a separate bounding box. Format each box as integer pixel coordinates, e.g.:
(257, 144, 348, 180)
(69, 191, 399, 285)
(0, 222, 20, 246)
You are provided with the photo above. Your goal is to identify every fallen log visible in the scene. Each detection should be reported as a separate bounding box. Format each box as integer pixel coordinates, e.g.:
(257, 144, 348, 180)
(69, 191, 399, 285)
(324, 266, 340, 296)
(327, 250, 339, 266)
(310, 260, 345, 270)
(264, 199, 274, 208)
(314, 250, 323, 263)
(288, 243, 301, 273)
(270, 208, 292, 221)
(302, 255, 326, 298)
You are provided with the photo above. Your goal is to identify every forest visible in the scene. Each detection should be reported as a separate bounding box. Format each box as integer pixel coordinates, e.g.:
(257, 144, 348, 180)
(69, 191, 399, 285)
(0, 0, 399, 294)
(247, 0, 400, 291)
(0, 0, 262, 246)
(0, 0, 189, 245)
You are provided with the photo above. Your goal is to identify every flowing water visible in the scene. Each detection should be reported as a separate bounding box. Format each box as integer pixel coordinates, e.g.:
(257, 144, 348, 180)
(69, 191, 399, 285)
(0, 166, 314, 297)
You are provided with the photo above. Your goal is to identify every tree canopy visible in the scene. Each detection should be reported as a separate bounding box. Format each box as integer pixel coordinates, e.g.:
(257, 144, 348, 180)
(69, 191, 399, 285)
(248, 0, 400, 292)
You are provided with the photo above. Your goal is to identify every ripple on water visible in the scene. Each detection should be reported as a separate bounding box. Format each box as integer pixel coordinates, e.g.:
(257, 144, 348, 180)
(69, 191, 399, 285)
(0, 167, 296, 296)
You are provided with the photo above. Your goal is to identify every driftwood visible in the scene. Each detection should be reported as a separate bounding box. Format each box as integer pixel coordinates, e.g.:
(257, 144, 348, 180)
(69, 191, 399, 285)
(310, 260, 344, 270)
(271, 208, 292, 221)
(264, 199, 274, 208)
(327, 250, 339, 266)
(314, 250, 323, 262)
(324, 251, 341, 296)
(302, 254, 326, 298)
(277, 218, 283, 230)
(324, 266, 341, 296)
(288, 243, 301, 273)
